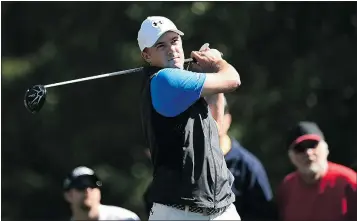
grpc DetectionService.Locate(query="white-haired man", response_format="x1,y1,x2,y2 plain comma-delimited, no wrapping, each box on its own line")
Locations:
277,122,357,221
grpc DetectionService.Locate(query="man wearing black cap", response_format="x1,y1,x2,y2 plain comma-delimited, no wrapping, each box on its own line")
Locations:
277,121,357,221
63,166,140,221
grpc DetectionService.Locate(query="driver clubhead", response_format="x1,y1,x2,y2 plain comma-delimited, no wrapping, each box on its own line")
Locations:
24,85,47,114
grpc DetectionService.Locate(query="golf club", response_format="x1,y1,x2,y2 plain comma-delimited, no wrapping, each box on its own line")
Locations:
24,58,196,114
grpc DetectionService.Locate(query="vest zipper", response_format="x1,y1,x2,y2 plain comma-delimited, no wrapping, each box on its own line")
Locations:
209,120,218,209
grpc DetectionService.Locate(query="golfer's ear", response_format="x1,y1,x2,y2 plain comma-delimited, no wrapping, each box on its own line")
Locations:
141,49,151,63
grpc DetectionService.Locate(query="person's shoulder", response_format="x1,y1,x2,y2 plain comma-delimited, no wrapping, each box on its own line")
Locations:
327,161,357,184
276,171,299,198
280,171,299,186
152,68,202,82
154,68,186,78
100,204,140,220
151,68,183,88
230,138,265,172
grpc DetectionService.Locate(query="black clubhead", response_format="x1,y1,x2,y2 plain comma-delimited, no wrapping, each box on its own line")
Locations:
24,85,47,114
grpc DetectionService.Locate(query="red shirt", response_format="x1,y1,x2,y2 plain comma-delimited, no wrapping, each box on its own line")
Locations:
277,162,357,221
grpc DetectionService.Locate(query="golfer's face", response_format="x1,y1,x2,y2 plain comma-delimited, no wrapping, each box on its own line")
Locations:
148,31,185,69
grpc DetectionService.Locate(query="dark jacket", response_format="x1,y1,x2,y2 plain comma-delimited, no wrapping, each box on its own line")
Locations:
225,138,278,220
140,66,235,209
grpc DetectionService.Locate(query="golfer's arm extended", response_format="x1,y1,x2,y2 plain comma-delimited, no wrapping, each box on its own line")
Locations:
206,93,225,135
201,60,240,97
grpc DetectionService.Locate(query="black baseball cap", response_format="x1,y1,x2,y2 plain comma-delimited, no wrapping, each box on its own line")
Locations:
286,121,325,151
63,166,102,191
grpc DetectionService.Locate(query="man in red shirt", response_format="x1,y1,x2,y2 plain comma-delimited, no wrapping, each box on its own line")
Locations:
277,121,357,221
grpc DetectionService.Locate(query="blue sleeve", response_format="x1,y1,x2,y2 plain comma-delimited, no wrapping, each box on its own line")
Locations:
243,156,275,219
150,68,206,117
249,163,274,202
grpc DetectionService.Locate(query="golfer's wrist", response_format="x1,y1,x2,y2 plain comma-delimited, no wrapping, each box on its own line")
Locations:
214,60,229,72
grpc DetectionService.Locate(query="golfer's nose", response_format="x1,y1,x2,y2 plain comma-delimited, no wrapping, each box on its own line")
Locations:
168,43,176,53
167,50,174,58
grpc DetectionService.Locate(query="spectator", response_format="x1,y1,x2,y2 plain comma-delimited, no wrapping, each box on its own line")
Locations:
63,166,140,221
207,94,276,221
277,121,357,221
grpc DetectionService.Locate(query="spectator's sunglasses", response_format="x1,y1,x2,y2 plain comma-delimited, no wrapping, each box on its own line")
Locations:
292,139,319,153
70,175,102,191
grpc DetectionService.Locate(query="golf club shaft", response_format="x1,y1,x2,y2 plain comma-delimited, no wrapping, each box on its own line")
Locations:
44,58,194,88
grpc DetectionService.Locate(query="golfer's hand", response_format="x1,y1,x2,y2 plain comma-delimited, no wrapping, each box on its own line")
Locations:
188,43,211,72
191,47,224,73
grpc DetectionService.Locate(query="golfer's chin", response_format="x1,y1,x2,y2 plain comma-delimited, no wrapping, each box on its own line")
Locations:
167,58,184,69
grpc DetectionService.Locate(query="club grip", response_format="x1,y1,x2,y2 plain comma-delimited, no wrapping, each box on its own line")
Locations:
184,58,197,63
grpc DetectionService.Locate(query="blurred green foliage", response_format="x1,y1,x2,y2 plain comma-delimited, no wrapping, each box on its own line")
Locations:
2,2,357,221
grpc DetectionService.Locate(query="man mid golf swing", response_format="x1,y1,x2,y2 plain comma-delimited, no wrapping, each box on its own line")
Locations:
139,16,241,220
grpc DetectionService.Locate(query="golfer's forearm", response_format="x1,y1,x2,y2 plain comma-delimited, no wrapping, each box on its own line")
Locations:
216,60,241,87
206,93,225,135
201,60,241,96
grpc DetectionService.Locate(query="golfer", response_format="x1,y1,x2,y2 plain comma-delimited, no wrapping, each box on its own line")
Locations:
138,16,241,220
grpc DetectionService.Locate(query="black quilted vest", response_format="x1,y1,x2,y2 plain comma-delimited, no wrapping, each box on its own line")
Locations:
140,66,235,209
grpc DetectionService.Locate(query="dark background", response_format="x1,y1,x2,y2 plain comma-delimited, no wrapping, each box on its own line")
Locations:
2,2,357,220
